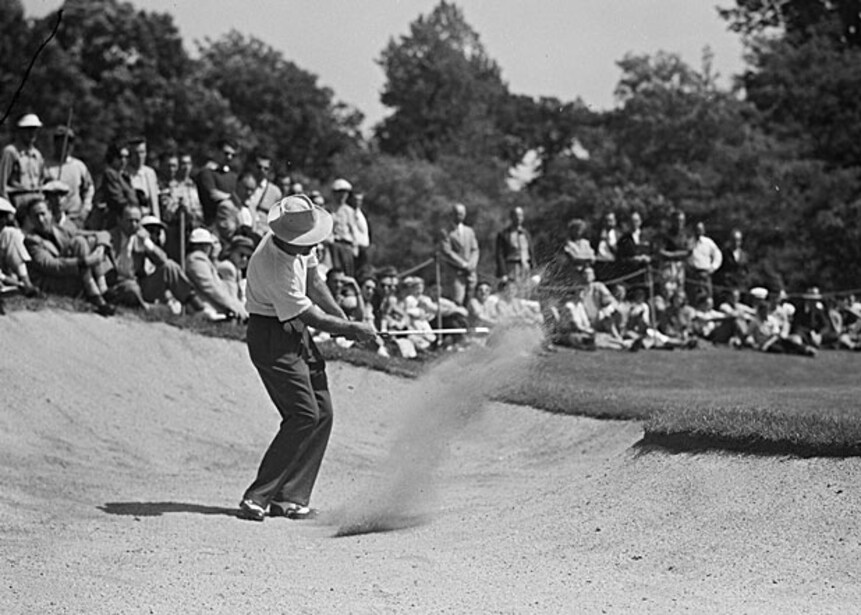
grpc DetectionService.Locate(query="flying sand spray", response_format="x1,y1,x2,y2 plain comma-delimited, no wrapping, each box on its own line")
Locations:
331,325,543,536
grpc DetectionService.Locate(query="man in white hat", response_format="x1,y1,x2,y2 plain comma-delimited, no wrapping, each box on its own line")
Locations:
238,194,376,521
0,113,45,211
41,179,75,233
184,227,248,321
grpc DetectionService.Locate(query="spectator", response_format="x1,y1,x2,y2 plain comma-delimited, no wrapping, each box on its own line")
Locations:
93,143,138,230
159,151,203,261
0,196,37,296
216,234,256,306
195,138,240,228
350,191,371,273
493,279,542,326
127,136,160,218
375,265,406,333
495,205,534,291
241,152,282,235
330,178,357,277
427,282,470,346
562,218,595,266
656,209,690,297
185,228,248,321
616,211,651,263
23,199,115,316
0,113,45,212
439,202,479,305
140,215,168,254
325,267,364,322
108,204,205,312
581,265,618,332
748,295,816,357
43,126,94,230
686,221,722,303
468,280,499,328
357,273,378,327
400,276,436,351
595,211,619,261
716,228,750,291
41,180,76,233
556,286,631,351
717,288,757,345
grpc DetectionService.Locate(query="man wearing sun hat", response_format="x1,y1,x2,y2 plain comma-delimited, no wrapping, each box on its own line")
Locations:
184,227,248,321
0,113,45,212
44,125,94,230
238,194,377,522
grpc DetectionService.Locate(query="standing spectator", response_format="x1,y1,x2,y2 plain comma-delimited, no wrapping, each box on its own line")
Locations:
127,136,160,218
184,228,248,321
247,153,282,234
351,191,371,273
616,210,652,263
686,221,722,303
93,143,138,230
195,139,240,227
330,178,357,277
23,199,115,315
595,211,619,261
439,202,479,305
0,113,45,212
43,126,94,230
716,228,750,291
107,204,204,311
495,205,534,288
0,196,37,295
656,209,690,297
159,151,203,261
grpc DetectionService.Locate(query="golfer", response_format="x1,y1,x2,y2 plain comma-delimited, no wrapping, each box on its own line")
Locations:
238,194,376,521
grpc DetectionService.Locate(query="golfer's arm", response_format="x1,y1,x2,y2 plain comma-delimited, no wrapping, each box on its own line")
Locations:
298,305,356,337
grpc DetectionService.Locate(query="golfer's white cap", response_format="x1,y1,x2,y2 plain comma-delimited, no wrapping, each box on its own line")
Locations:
17,113,43,128
331,178,352,192
189,228,216,244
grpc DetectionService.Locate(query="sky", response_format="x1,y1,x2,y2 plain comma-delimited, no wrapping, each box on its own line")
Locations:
22,0,747,130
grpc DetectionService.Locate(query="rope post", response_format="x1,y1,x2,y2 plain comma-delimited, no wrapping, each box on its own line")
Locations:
178,205,186,316
435,251,444,346
646,263,655,327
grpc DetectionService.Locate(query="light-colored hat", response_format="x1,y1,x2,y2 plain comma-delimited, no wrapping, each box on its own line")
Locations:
802,287,823,301
331,178,352,192
17,113,42,128
749,287,769,301
268,194,333,246
141,215,166,228
0,197,15,214
42,180,70,194
189,228,216,244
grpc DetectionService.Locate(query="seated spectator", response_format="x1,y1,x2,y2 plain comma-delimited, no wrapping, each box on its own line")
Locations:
185,228,248,322
399,276,436,351
23,199,115,316
325,268,364,322
610,284,631,334
0,196,37,296
217,234,256,305
427,282,470,342
468,281,499,328
107,204,205,312
581,265,618,333
748,296,816,357
554,287,632,351
42,180,76,233
141,215,168,251
494,279,542,326
657,289,697,348
357,273,378,327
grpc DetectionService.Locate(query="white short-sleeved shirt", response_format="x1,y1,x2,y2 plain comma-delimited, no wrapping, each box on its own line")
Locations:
245,233,318,321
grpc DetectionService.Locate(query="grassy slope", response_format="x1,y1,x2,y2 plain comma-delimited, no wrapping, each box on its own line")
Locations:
7,294,861,456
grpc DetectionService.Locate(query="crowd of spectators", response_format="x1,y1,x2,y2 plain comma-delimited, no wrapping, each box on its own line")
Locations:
2,112,859,360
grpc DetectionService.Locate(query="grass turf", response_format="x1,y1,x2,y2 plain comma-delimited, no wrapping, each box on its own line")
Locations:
6,293,861,456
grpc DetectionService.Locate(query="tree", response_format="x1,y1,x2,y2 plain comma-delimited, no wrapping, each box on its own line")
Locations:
375,1,509,162
196,31,363,178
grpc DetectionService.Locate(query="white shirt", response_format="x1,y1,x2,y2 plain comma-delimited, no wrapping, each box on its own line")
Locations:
688,235,723,273
245,233,318,321
354,208,370,249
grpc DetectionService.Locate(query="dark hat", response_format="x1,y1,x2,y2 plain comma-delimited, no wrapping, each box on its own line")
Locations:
226,235,256,254
54,125,76,140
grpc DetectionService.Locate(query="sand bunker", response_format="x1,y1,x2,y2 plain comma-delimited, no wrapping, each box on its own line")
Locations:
2,310,861,614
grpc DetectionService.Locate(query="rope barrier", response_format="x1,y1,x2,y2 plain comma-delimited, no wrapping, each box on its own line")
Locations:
396,258,435,279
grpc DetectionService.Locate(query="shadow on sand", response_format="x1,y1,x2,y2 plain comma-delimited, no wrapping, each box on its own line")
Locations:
98,502,239,518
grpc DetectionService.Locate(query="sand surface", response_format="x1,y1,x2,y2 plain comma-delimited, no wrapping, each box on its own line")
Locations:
2,310,861,614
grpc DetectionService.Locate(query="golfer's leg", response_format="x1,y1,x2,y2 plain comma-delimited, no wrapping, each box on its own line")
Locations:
243,359,321,507
276,367,333,507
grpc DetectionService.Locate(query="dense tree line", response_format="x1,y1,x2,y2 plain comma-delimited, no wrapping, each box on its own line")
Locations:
1,0,859,290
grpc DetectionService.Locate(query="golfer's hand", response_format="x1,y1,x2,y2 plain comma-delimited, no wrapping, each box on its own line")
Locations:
347,322,377,344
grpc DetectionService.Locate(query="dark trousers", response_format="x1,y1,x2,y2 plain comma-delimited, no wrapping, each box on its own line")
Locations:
244,314,332,508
